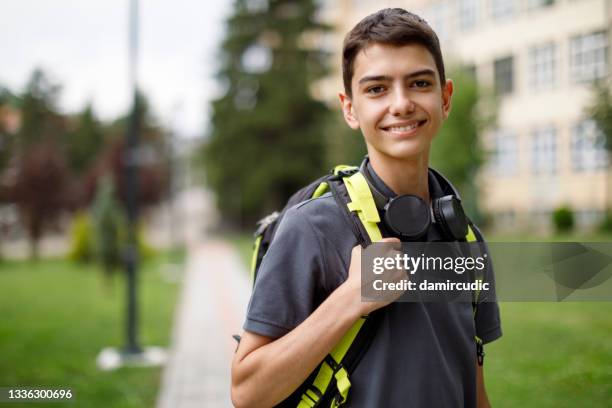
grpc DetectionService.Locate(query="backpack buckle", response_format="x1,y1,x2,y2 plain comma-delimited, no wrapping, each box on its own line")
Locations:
335,168,359,178
254,211,279,237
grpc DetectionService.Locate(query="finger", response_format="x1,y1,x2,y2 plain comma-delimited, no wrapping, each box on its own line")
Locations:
380,237,401,251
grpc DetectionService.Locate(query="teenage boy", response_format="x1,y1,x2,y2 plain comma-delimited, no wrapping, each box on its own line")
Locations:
231,8,502,408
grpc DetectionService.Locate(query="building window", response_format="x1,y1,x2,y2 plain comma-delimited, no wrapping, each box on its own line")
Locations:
458,0,478,31
494,56,514,95
527,0,554,10
494,210,516,230
575,209,604,229
570,31,608,83
425,2,450,41
571,119,608,171
529,42,556,90
491,0,515,20
530,208,551,228
490,129,518,176
531,126,557,175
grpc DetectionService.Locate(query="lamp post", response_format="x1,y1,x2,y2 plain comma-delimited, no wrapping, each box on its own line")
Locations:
124,0,141,355
96,0,166,370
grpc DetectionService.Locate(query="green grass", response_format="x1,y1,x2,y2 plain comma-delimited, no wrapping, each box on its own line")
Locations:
0,253,182,408
485,231,612,242
486,302,612,407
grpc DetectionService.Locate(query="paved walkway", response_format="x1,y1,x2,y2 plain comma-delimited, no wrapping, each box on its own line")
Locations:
156,235,251,408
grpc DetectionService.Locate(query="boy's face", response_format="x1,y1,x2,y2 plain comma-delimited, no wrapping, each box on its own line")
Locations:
339,42,453,163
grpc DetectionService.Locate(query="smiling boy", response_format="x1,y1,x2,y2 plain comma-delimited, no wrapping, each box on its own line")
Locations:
231,8,501,407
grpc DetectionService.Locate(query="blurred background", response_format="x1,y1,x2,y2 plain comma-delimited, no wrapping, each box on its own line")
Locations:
1,0,611,407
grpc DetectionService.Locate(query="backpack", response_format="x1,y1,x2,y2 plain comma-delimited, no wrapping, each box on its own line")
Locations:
240,165,485,407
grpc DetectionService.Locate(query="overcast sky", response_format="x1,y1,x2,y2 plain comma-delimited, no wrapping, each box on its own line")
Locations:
0,0,233,138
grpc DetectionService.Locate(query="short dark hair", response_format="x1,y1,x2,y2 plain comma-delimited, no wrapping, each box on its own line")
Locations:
342,8,445,98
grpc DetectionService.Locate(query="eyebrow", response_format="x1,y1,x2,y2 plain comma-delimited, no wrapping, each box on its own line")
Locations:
357,69,437,85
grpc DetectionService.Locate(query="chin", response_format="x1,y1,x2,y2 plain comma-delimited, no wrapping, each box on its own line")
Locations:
380,141,429,161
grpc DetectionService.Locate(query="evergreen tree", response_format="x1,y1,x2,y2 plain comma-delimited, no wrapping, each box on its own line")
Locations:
66,104,104,173
203,0,331,227
15,69,66,149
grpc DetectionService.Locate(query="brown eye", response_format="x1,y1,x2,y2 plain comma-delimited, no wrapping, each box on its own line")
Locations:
366,85,386,94
413,80,431,88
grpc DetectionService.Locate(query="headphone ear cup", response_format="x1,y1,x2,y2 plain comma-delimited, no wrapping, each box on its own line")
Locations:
432,195,468,241
384,195,431,240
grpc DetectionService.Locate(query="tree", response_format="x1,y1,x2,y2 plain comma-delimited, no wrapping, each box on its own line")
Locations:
323,109,366,170
10,142,69,259
203,0,331,228
65,104,104,173
587,79,612,148
585,79,612,212
5,70,70,258
83,92,168,214
91,175,125,284
429,68,495,224
14,69,65,149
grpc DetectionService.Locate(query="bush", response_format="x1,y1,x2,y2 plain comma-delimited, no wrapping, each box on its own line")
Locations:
552,206,574,232
67,212,93,262
598,212,612,232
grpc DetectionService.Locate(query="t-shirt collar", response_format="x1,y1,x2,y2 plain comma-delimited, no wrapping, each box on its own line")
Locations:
361,157,445,202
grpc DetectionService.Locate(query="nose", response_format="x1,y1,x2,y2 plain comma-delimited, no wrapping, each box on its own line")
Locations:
389,86,415,116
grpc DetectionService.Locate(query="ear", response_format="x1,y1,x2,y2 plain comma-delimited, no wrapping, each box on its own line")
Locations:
338,92,360,130
441,79,454,120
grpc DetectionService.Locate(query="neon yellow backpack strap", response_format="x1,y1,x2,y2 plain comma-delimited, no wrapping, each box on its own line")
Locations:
297,317,366,407
343,172,383,242
466,224,481,311
466,223,486,362
250,235,263,283
298,171,385,407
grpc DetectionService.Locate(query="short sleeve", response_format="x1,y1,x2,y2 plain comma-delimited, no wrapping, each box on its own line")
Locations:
472,226,503,345
243,206,326,339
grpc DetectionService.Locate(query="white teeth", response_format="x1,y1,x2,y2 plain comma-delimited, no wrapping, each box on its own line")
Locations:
388,123,419,132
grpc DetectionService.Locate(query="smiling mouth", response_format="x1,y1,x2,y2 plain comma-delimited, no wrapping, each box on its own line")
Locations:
382,120,427,134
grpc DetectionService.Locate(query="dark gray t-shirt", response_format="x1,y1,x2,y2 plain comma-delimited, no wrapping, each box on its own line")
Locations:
244,168,502,407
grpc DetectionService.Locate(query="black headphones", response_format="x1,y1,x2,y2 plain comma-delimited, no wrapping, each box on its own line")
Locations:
360,159,468,241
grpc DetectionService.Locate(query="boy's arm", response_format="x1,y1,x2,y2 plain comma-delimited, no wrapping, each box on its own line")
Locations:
476,363,492,408
231,281,362,408
231,241,401,408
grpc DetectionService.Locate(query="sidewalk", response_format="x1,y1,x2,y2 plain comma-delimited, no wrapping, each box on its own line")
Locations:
156,237,251,408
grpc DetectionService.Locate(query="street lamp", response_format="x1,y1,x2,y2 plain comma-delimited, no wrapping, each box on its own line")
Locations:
96,0,166,370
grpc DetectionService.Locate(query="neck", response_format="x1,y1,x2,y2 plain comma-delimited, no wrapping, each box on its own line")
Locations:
368,152,430,202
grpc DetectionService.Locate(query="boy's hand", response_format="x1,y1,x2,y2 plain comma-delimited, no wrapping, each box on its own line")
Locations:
343,237,405,316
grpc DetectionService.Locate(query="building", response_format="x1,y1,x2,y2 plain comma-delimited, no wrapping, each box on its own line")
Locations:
318,0,611,231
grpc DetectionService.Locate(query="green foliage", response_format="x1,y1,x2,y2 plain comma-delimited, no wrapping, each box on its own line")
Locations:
586,79,612,152
203,0,331,227
91,177,125,277
324,109,366,169
67,212,93,262
552,206,575,232
598,212,612,232
15,69,65,148
66,104,104,173
430,67,496,224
